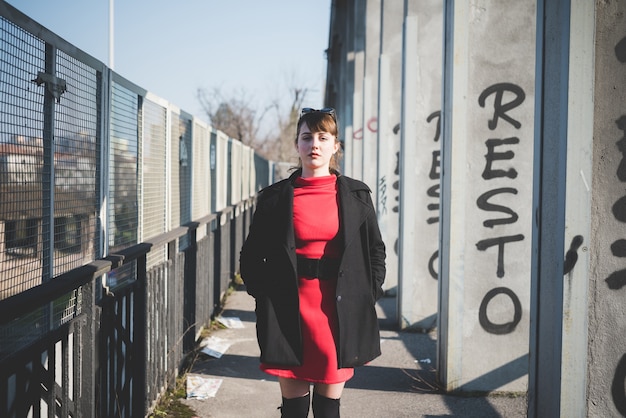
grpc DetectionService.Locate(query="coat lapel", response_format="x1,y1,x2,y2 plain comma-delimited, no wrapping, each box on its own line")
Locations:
280,173,297,274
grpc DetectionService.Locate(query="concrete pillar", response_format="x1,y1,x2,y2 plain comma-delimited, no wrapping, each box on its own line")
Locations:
586,1,626,416
554,1,594,415
340,0,356,177
352,50,364,179
439,0,536,393
361,0,381,203
398,2,443,330
376,0,404,295
350,1,366,180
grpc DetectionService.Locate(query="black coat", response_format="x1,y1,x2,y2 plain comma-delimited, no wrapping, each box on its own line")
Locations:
239,170,386,368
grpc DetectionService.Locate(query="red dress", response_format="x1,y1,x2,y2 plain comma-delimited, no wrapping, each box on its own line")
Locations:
261,174,354,384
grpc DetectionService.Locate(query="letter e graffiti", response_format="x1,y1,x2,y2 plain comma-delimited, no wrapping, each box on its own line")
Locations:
483,137,520,180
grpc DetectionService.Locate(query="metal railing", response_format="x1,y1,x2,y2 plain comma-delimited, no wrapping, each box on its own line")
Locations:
0,3,267,417
1,203,254,416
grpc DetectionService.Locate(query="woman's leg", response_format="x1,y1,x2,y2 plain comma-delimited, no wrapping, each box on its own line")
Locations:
278,377,311,418
312,382,344,399
311,383,344,418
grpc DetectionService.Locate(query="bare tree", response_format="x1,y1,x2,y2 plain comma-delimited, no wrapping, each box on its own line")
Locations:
197,77,314,164
196,87,267,147
262,86,309,163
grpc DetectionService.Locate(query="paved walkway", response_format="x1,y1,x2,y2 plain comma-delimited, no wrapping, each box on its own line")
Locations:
181,287,528,417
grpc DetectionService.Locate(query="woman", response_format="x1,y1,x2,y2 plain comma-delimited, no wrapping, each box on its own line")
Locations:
239,107,386,418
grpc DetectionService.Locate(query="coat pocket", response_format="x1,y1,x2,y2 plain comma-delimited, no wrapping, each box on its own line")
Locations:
254,295,302,366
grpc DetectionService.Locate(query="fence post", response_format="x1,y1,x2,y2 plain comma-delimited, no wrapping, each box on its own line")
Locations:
213,213,223,313
183,228,197,352
134,254,148,416
42,42,56,283
81,281,97,418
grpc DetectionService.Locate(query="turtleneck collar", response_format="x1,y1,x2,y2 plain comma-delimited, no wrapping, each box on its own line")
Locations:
295,174,337,187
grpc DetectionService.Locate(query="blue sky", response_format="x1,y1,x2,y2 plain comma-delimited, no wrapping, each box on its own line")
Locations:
6,0,331,127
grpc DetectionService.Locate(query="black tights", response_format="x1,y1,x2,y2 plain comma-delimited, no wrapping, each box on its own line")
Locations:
312,392,340,418
280,393,309,418
280,392,340,418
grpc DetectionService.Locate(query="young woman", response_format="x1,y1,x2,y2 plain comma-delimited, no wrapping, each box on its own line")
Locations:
239,108,386,418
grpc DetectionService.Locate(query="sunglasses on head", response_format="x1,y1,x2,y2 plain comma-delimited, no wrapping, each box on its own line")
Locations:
300,107,336,121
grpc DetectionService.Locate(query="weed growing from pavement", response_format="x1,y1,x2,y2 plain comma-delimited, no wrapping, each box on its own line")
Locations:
149,375,196,418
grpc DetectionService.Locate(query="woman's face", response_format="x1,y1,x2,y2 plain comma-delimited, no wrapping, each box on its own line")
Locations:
296,122,340,177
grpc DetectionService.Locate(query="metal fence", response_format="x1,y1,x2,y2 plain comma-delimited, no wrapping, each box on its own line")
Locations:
0,3,271,417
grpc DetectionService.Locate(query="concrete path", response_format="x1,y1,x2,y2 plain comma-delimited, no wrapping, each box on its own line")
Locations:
181,287,528,417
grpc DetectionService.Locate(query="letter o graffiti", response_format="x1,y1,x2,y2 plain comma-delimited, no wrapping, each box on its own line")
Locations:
367,117,378,133
611,353,626,416
479,287,522,335
428,250,438,280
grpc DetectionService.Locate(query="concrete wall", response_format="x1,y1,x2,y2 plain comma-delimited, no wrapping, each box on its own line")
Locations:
588,1,626,416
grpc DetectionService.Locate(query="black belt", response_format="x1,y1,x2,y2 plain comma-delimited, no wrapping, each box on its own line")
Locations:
297,256,340,280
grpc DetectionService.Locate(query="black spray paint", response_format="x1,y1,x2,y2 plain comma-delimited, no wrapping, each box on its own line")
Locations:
475,83,526,334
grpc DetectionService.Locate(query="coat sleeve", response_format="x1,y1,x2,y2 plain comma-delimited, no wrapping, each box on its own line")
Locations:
239,198,270,298
362,190,386,301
